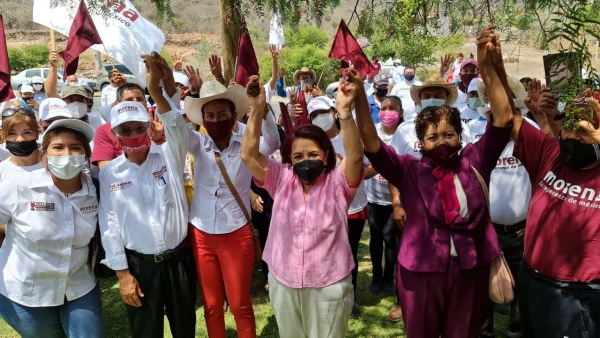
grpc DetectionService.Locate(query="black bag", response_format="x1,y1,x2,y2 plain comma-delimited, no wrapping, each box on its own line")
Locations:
89,177,116,278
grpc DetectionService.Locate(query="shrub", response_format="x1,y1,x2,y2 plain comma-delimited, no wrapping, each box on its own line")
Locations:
8,44,50,73
285,26,329,49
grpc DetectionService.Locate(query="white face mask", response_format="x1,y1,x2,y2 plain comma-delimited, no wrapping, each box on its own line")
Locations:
312,112,335,131
67,82,79,86
421,98,446,109
67,101,88,118
47,155,86,180
32,84,43,91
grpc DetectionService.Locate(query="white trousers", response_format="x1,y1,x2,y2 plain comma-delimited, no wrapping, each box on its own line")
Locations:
268,273,354,338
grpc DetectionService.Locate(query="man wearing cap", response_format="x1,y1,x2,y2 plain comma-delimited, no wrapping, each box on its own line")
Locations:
459,78,485,124
38,98,74,132
440,53,479,109
391,59,405,86
10,85,39,110
367,75,389,123
276,66,316,98
98,55,196,338
101,69,127,106
182,76,280,336
390,66,422,117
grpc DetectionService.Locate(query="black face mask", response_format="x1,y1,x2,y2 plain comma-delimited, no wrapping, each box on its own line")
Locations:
559,137,600,169
293,159,325,183
404,74,415,81
5,140,39,157
376,88,388,98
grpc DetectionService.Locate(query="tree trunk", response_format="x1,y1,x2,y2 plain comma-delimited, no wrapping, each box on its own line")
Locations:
219,0,241,82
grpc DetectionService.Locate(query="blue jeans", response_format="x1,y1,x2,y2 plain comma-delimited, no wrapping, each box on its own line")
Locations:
0,283,105,338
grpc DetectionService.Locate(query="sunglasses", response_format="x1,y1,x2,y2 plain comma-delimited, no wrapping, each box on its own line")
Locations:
2,108,37,119
117,125,150,137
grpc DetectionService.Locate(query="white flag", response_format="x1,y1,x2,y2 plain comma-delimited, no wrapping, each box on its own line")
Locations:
269,10,284,49
33,0,165,87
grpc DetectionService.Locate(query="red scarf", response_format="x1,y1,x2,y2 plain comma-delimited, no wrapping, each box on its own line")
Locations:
431,166,460,227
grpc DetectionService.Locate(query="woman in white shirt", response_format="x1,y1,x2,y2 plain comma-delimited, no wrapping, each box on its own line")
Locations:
0,119,105,338
0,108,44,180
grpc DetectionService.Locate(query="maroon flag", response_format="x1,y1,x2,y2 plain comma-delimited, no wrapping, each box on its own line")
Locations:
235,18,259,88
0,14,15,103
329,20,375,78
279,102,294,136
58,0,103,78
294,90,310,128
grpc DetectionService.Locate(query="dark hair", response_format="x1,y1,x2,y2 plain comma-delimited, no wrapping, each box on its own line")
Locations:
384,95,403,111
201,99,236,116
373,54,379,59
403,66,415,74
116,83,145,102
415,105,463,142
519,77,532,84
281,124,337,172
41,127,92,162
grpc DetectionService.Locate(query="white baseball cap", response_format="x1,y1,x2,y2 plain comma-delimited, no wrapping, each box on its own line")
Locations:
110,102,149,128
307,96,334,116
43,118,95,143
173,71,191,88
20,85,34,94
468,78,480,93
39,98,72,121
30,76,43,84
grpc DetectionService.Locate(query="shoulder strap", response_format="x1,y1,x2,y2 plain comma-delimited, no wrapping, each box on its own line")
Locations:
470,165,489,210
91,176,100,201
215,152,252,224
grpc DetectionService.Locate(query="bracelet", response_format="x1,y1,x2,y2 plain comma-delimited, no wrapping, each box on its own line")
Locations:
338,114,353,121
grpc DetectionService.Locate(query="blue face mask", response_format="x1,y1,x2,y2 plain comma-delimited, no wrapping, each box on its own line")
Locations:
421,98,446,109
468,97,484,109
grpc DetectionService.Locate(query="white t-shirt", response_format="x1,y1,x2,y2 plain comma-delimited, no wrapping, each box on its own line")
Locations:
453,88,468,110
467,116,539,225
389,120,472,159
390,80,421,117
101,85,118,106
0,159,43,182
459,105,481,124
329,133,368,214
365,123,394,205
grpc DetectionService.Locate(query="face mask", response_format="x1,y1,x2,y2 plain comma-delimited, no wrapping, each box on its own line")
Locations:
460,74,477,86
311,113,334,131
421,98,446,109
376,88,388,97
378,110,400,128
6,140,38,157
186,122,195,130
404,74,415,82
119,133,151,155
468,97,484,109
32,84,43,91
204,116,236,142
293,159,325,183
67,101,87,118
422,143,461,167
559,137,600,169
47,155,86,180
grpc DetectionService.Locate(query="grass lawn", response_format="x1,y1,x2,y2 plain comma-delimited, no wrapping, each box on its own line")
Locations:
0,226,510,337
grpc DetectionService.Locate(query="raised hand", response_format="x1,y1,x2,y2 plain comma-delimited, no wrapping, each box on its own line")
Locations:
183,65,202,94
141,53,163,88
269,44,279,61
49,50,60,68
209,54,223,79
336,68,361,111
579,97,600,143
289,86,298,105
246,75,266,111
439,54,454,76
171,52,183,72
279,67,286,78
538,87,559,115
311,85,324,97
524,78,543,114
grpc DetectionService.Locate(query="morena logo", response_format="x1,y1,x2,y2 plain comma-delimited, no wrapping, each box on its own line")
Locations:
100,0,139,25
542,171,600,202
117,105,138,114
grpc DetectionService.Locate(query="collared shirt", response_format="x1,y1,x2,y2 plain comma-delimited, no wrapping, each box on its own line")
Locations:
0,170,97,306
101,85,118,106
257,159,361,288
188,113,280,234
367,94,382,123
99,110,189,270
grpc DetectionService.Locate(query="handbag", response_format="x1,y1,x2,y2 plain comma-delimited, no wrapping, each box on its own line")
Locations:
215,153,263,262
90,177,116,278
471,166,515,304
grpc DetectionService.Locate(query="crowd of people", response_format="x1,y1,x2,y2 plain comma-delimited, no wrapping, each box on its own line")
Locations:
0,24,599,338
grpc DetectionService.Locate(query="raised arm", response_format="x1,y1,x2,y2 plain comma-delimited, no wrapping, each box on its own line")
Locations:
268,45,279,92
45,51,61,98
276,67,288,97
354,73,381,154
209,55,226,86
241,76,269,184
337,69,364,187
142,53,171,115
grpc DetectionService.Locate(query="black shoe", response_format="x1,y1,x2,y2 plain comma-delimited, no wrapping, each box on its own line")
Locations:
383,282,396,295
350,302,361,319
370,279,383,294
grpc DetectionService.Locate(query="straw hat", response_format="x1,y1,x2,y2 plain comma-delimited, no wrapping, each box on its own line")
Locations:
183,81,248,126
293,67,316,85
410,73,458,107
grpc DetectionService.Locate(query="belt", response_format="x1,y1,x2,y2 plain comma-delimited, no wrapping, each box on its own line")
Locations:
125,240,190,263
493,220,526,233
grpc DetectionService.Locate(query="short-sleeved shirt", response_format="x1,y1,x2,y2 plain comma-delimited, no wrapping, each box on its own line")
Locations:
514,120,600,282
91,123,121,166
256,159,362,288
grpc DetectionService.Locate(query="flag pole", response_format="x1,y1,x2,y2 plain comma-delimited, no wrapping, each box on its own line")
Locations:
233,55,238,83
50,29,56,51
317,64,327,87
101,43,115,69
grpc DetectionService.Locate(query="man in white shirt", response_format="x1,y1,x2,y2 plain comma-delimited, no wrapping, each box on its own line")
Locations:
100,69,126,106
99,55,196,337
451,53,464,84
459,78,485,124
391,59,405,86
390,66,422,117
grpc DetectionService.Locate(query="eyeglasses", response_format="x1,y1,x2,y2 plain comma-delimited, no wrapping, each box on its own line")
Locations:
2,108,37,119
117,125,150,137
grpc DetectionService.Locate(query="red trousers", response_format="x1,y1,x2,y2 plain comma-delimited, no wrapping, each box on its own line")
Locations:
189,224,256,338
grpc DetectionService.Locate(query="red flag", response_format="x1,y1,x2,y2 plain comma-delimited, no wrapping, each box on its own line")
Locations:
235,18,259,88
278,102,294,136
294,90,310,128
58,0,103,78
0,14,15,103
329,20,375,78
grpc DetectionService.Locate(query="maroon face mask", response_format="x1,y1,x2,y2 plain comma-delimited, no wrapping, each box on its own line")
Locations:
204,116,236,142
422,143,461,167
460,73,477,87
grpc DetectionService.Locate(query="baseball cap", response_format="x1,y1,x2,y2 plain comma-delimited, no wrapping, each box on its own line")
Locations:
20,85,34,94
43,118,95,143
173,71,191,88
468,78,480,92
30,76,43,84
373,74,389,86
307,96,334,116
80,84,93,95
61,85,88,99
110,102,149,128
39,98,72,121
460,59,479,70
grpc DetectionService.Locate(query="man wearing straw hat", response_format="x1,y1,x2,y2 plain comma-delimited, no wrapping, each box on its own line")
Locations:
275,66,316,98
